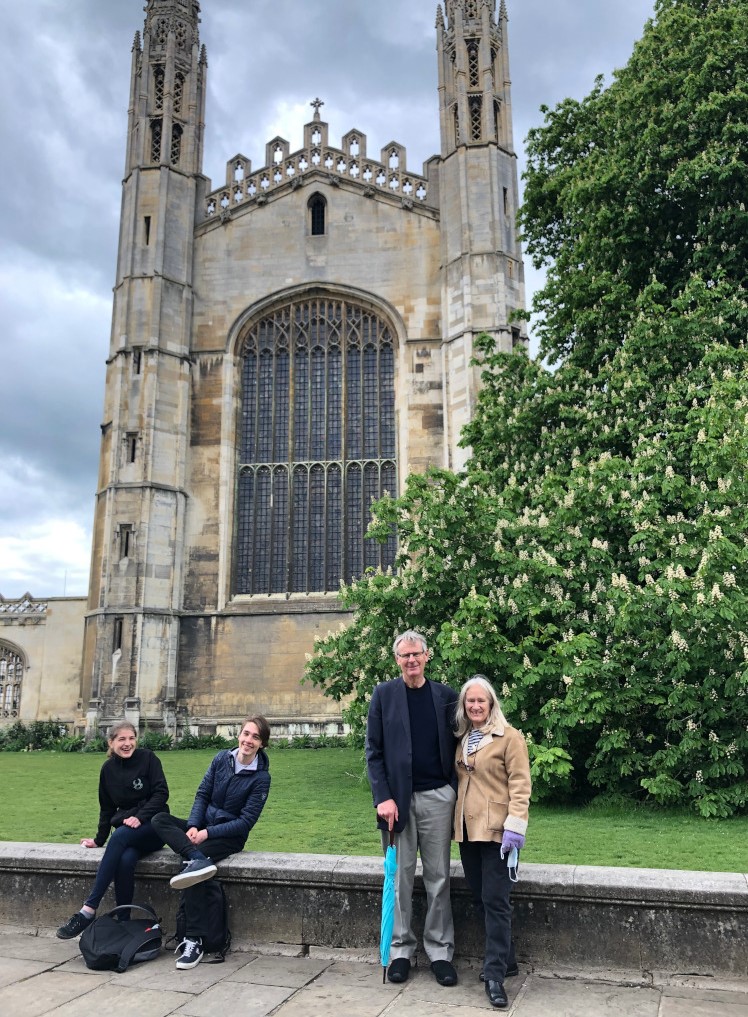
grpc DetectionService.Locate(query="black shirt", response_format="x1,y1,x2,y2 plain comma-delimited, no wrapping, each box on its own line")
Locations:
406,681,447,792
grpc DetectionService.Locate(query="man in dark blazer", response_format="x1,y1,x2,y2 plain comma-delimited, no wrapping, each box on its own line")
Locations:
366,629,459,987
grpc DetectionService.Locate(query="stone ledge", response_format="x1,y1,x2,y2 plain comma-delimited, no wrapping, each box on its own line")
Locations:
0,843,745,977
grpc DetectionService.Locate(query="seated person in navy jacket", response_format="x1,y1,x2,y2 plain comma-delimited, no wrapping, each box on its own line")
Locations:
152,714,270,969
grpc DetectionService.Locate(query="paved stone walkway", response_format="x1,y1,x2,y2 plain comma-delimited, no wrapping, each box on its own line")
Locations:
1,927,747,1016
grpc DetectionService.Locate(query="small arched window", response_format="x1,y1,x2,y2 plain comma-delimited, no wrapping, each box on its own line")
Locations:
150,119,162,163
0,644,23,718
170,123,182,166
153,66,165,111
173,72,185,115
309,193,326,236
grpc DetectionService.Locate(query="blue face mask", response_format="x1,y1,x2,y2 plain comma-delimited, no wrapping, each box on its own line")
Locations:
500,844,519,883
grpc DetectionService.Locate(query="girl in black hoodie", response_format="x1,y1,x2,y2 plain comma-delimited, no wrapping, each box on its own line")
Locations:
56,721,169,939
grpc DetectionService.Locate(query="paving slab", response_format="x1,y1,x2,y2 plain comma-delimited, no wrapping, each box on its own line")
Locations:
314,958,403,990
380,996,494,1017
660,993,748,1017
110,949,249,992
0,928,747,1017
0,956,53,988
0,933,80,964
174,979,296,1017
40,981,189,1017
228,954,332,987
270,982,394,1017
0,970,100,1017
511,976,662,1016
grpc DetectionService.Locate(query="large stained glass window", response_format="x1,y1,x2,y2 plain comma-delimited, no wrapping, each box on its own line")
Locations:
235,296,397,595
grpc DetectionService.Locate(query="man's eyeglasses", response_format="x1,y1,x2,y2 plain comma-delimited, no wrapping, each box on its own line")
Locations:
457,759,475,772
397,652,424,660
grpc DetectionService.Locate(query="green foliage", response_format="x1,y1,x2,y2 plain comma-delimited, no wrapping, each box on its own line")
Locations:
82,736,108,753
520,0,748,368
273,734,351,750
0,720,68,751
304,0,748,817
138,730,174,752
56,736,86,753
175,732,234,750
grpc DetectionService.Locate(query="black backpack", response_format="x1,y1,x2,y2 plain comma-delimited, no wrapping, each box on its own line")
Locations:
172,879,231,961
79,903,163,972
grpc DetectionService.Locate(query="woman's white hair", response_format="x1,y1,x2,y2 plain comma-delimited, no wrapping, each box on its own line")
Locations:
454,674,509,739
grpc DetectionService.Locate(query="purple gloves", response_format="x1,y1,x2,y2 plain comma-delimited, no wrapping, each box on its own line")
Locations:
501,830,525,853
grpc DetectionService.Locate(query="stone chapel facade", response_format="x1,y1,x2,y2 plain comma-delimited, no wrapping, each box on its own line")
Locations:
53,0,526,738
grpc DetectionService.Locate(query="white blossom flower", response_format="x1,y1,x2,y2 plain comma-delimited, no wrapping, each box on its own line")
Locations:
671,630,689,652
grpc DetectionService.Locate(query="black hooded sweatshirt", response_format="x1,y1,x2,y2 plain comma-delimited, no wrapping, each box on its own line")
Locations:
94,747,169,846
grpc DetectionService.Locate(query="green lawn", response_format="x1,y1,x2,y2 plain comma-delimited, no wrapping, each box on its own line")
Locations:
1,749,746,872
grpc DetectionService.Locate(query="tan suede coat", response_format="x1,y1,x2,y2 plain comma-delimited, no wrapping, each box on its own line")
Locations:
453,725,531,842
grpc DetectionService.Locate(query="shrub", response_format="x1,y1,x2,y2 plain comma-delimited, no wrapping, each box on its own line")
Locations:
138,730,174,752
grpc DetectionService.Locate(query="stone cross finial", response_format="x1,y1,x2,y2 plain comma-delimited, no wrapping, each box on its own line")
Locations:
310,97,324,121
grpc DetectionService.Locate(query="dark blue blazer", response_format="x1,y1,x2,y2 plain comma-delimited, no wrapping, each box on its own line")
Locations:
365,676,458,833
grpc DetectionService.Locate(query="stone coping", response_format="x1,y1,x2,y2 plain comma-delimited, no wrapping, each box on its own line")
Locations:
1,842,745,906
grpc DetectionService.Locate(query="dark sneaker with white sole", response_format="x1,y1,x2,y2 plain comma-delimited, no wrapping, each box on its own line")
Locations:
175,937,203,969
169,858,218,889
56,911,94,940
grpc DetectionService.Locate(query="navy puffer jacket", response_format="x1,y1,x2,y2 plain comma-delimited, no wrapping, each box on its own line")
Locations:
187,749,270,846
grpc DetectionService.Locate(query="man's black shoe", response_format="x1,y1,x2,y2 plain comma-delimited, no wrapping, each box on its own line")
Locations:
481,963,519,980
431,959,458,986
387,957,411,983
485,979,509,1008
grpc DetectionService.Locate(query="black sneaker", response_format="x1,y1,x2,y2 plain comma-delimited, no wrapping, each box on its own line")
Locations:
56,911,94,940
175,937,203,970
169,858,218,889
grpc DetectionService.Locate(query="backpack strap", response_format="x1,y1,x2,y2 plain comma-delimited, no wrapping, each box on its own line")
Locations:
105,903,160,923
116,925,162,973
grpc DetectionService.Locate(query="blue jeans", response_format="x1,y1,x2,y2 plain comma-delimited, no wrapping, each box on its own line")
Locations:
84,822,164,910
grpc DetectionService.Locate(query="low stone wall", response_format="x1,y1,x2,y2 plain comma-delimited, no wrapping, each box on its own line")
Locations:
0,843,745,976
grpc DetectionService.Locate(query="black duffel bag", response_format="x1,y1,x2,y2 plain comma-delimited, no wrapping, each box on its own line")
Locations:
79,903,163,972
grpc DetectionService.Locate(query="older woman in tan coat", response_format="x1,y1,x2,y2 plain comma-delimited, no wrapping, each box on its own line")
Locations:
453,675,531,1010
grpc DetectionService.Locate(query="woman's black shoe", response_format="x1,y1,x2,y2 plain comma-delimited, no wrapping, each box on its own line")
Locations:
485,979,509,1008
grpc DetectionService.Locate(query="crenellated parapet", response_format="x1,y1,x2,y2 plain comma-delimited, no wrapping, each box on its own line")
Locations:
203,103,435,221
0,594,47,615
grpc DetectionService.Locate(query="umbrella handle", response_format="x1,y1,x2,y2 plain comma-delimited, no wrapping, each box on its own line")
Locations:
389,830,395,849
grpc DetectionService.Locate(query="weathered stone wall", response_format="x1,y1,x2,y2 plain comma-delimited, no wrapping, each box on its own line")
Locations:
177,608,352,727
0,598,86,727
2,844,745,976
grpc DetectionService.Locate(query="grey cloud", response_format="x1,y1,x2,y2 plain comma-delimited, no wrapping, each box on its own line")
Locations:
0,0,656,597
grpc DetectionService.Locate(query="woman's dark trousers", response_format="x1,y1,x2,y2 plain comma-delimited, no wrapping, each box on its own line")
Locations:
84,822,164,909
458,838,514,982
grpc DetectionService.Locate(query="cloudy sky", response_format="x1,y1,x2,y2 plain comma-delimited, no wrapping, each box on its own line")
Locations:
0,0,656,600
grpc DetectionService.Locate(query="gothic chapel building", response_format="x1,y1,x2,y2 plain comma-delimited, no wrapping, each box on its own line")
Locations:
74,0,527,737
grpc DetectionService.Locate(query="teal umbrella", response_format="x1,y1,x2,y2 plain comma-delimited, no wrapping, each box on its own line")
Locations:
379,830,397,982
